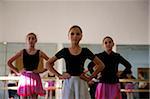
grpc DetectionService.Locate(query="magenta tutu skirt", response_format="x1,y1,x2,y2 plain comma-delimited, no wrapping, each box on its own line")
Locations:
125,83,134,90
17,71,45,96
95,83,122,99
45,81,55,87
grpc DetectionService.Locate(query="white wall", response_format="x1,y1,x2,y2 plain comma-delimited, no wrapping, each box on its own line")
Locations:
148,0,150,69
149,0,150,43
0,1,3,41
2,0,149,44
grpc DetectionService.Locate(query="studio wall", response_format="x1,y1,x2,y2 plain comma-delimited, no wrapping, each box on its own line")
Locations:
1,0,149,44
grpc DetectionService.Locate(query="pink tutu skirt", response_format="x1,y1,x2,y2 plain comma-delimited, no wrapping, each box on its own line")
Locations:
95,83,122,99
48,81,55,87
44,81,55,89
17,71,45,96
125,83,134,92
125,83,134,90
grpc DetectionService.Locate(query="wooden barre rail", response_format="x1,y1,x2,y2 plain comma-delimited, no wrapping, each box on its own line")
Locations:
0,76,149,92
119,79,150,83
121,89,149,92
0,76,19,80
0,76,150,92
0,76,149,82
0,86,62,90
0,76,56,81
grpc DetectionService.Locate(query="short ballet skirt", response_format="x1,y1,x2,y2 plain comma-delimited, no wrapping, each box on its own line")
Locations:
44,81,55,88
95,83,122,99
125,83,134,89
17,71,45,96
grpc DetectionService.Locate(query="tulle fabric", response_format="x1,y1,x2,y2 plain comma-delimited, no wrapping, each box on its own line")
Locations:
125,83,134,90
17,71,45,96
95,83,122,99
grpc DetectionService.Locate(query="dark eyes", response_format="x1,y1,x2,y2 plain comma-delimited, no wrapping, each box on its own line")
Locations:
104,41,112,44
70,32,80,36
28,37,35,40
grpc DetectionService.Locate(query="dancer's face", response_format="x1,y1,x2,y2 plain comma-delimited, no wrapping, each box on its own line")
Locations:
103,38,114,52
26,34,37,48
68,27,82,45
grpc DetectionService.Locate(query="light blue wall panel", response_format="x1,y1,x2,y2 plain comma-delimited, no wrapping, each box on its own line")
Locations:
117,45,149,78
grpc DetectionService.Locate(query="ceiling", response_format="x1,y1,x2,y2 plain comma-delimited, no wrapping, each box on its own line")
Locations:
1,0,147,1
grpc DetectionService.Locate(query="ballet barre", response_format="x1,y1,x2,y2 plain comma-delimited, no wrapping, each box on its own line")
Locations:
0,76,55,81
0,86,62,90
121,89,149,92
0,76,149,83
0,76,149,92
119,79,149,83
0,76,20,80
0,76,60,91
0,76,149,81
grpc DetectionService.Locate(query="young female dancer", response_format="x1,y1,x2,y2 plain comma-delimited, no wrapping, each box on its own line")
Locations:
96,36,132,99
46,25,105,99
7,33,49,99
89,36,132,99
